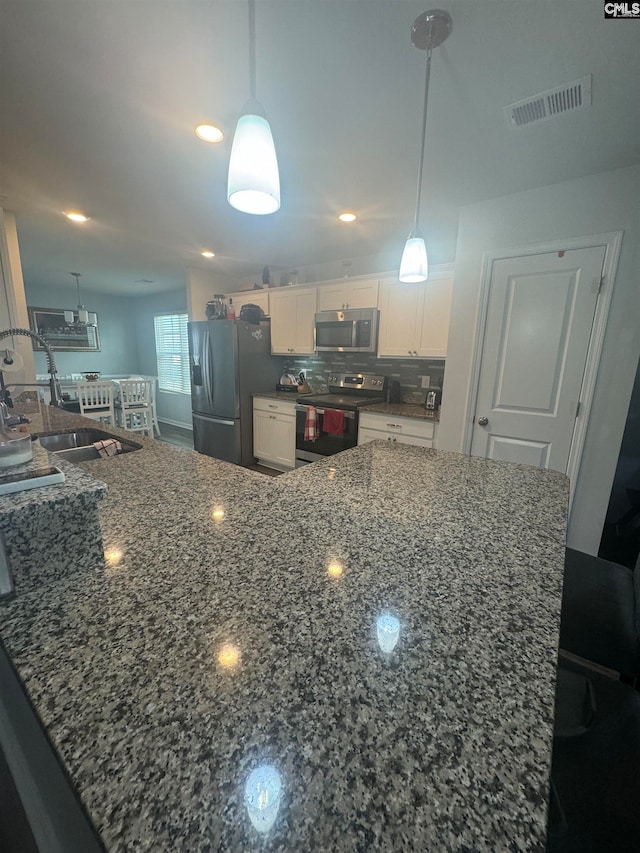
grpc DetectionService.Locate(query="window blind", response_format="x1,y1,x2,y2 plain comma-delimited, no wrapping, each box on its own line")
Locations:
153,313,190,394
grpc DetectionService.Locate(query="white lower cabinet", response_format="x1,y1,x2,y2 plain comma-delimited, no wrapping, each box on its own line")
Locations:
253,397,297,470
358,412,436,448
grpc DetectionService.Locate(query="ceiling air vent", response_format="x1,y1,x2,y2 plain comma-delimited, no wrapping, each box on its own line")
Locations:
504,75,592,129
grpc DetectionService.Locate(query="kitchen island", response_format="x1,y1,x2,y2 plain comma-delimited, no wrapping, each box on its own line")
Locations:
0,401,568,851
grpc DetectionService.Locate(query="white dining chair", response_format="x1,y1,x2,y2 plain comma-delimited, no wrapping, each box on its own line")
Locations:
76,381,115,425
124,375,161,437
114,378,154,438
148,376,161,437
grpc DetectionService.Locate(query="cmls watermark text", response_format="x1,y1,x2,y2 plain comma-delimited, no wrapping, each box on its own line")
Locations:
604,2,640,16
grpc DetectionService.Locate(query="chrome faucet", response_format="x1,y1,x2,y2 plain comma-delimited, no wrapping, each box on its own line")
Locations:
0,400,30,430
0,328,66,408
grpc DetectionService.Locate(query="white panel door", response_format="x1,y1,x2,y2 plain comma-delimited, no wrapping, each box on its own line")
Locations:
470,246,606,472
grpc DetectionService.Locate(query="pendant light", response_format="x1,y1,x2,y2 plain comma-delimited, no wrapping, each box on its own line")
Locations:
227,0,280,215
64,272,97,327
399,10,452,283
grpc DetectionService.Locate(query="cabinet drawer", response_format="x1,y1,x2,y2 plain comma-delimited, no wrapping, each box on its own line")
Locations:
358,427,432,448
359,412,435,440
253,397,297,417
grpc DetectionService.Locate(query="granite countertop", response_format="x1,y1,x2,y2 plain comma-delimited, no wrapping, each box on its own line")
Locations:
0,402,568,851
360,401,439,420
254,393,438,420
253,390,306,402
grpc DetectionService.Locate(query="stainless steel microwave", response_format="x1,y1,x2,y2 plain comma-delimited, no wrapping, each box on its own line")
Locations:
314,308,379,353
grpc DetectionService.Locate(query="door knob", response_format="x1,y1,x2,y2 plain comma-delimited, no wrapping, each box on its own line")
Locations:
477,416,489,426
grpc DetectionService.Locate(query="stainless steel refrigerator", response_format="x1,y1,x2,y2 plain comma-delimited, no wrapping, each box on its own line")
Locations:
188,319,278,466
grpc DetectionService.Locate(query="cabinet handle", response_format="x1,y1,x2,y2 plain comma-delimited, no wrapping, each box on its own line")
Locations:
387,423,402,430
268,404,277,408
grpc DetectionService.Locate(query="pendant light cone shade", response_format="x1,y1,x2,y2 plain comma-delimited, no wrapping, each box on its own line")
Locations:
399,231,428,283
399,9,452,282
228,100,280,215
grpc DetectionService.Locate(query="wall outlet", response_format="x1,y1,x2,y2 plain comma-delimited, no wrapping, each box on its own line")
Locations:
421,375,431,389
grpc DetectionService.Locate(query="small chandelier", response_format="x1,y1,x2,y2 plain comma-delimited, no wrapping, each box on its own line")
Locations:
227,0,280,215
399,10,452,283
65,272,97,327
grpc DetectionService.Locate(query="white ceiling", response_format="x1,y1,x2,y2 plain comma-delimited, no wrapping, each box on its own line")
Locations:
1,0,639,297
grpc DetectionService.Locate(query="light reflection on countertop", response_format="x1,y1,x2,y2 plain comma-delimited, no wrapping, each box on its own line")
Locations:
217,642,241,669
376,612,400,653
211,504,226,522
244,764,282,834
326,558,344,578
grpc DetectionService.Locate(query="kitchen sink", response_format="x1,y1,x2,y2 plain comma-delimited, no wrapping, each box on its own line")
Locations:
35,428,142,462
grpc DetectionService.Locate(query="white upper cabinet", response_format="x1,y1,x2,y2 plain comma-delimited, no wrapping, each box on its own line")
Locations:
229,290,270,317
377,267,453,358
377,281,422,357
414,271,453,358
270,287,317,354
316,278,379,312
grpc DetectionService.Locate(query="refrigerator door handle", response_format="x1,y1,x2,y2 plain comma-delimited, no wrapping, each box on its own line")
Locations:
195,415,235,427
191,353,203,387
203,329,213,409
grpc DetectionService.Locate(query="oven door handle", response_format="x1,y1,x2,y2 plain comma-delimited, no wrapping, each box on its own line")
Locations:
295,405,355,420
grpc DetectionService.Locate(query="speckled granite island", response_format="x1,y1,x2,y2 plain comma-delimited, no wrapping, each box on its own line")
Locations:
0,402,568,852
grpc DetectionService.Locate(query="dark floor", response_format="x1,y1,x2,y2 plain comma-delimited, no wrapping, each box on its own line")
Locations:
247,463,283,477
156,422,193,450
599,520,640,570
547,659,640,853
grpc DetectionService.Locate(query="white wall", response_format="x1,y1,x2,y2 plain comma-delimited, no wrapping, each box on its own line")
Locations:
439,165,640,554
186,268,234,321
133,290,192,428
25,283,139,378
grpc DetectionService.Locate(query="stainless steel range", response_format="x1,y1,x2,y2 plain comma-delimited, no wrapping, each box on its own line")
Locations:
295,373,387,467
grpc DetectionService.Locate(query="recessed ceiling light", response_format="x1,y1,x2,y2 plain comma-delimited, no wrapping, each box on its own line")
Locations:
201,250,215,258
195,124,224,143
64,210,89,223
338,212,357,223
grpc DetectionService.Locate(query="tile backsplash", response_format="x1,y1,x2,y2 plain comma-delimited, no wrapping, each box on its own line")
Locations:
280,353,444,403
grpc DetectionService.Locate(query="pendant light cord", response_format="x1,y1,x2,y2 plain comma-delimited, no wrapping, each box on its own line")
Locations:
71,272,82,309
248,0,256,100
412,47,432,230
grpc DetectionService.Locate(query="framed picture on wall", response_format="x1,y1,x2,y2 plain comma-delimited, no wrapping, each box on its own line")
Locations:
27,307,101,352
